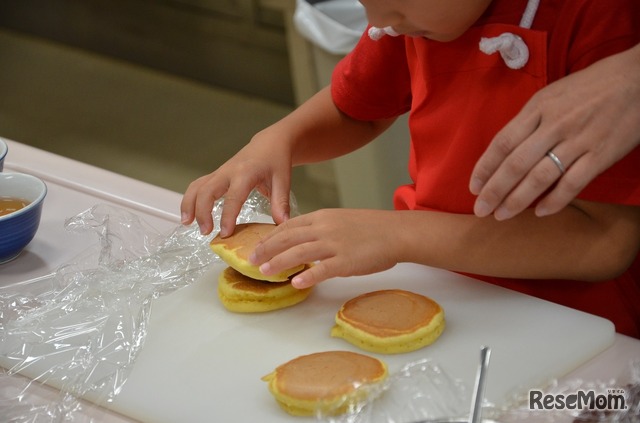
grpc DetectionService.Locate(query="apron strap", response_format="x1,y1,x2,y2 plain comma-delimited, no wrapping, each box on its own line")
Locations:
520,0,541,29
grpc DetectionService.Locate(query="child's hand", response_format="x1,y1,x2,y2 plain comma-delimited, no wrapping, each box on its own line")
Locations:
180,131,293,236
249,209,402,288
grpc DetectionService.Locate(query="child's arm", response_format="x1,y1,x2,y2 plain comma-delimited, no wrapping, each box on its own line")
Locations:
180,86,396,236
251,200,640,288
397,200,640,281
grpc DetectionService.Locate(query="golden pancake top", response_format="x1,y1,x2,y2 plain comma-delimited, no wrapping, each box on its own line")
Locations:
210,223,305,282
263,351,387,401
336,289,443,338
210,222,273,261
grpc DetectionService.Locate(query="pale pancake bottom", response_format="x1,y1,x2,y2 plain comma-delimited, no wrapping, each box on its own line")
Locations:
217,267,312,313
331,311,445,354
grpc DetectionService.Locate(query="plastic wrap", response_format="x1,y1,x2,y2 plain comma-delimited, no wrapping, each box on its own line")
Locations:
0,190,289,422
316,358,471,423
316,359,640,423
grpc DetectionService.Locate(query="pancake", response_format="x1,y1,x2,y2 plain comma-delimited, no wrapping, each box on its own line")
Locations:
217,266,313,313
262,350,388,416
331,289,445,354
210,223,305,282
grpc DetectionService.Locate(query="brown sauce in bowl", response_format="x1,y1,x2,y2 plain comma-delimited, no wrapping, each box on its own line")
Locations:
0,197,30,217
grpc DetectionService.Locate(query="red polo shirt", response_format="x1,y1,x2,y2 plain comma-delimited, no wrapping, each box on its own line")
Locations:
331,0,640,337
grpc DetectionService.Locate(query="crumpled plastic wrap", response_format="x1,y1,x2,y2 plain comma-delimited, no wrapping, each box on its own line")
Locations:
315,358,472,423
0,190,288,422
315,359,640,423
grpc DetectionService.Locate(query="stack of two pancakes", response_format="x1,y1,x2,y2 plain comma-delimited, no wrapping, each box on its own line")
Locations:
210,223,313,313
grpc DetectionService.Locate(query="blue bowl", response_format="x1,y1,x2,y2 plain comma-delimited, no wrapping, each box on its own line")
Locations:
0,139,7,172
0,172,47,264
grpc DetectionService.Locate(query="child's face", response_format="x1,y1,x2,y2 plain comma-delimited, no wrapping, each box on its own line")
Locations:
360,0,493,42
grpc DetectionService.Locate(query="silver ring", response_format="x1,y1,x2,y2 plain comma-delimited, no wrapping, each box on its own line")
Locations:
546,150,566,174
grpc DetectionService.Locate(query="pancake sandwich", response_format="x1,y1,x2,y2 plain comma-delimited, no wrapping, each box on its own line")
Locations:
262,350,388,416
331,289,445,354
210,222,305,282
218,266,313,312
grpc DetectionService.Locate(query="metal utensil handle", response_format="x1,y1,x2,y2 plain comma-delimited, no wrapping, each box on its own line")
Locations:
469,346,491,423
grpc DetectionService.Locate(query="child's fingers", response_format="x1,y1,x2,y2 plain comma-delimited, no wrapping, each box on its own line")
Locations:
193,177,230,235
270,171,292,225
218,180,257,238
291,259,337,289
180,178,203,225
182,174,223,233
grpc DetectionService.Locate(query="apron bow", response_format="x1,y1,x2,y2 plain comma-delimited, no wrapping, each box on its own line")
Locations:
479,33,529,70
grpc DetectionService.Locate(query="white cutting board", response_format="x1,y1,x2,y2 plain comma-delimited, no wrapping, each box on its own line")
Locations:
108,261,614,422
1,140,615,422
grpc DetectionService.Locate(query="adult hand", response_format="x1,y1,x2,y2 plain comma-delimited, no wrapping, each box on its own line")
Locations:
470,44,640,220
249,208,402,288
180,127,293,236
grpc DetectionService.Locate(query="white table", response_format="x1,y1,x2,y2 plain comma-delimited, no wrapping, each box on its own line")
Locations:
1,139,638,422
